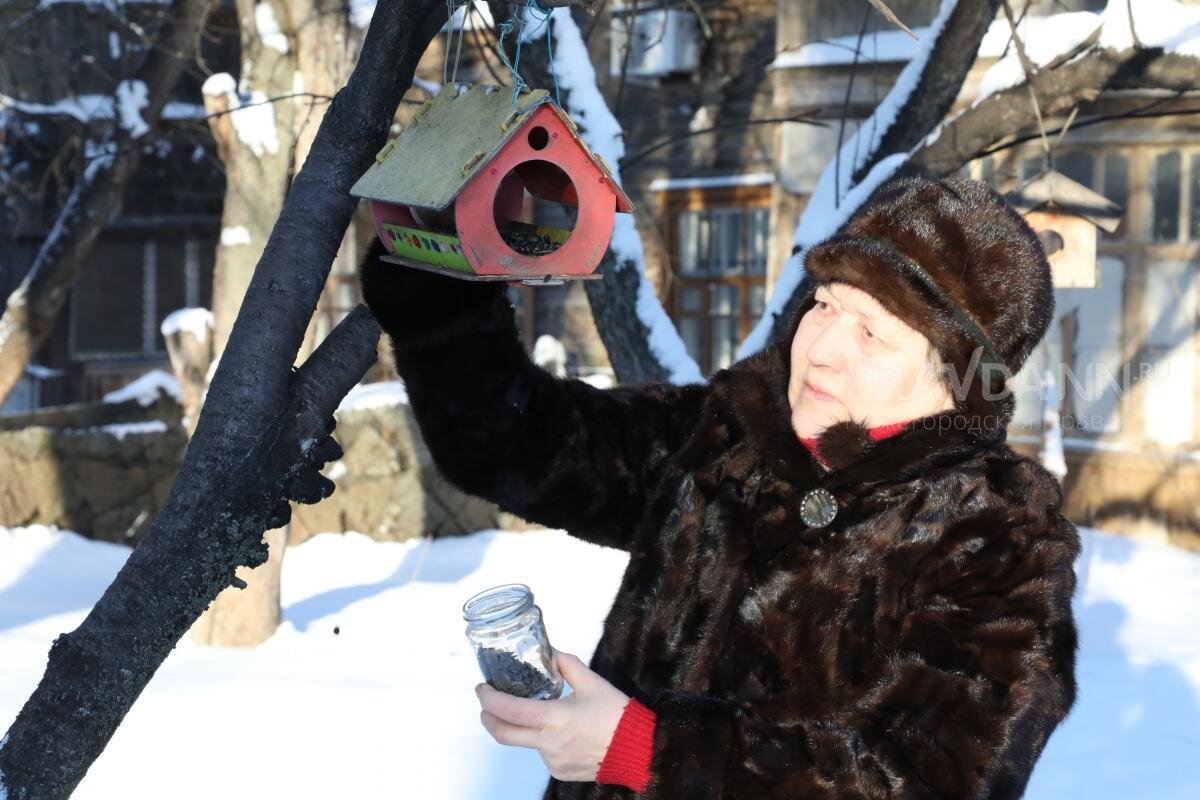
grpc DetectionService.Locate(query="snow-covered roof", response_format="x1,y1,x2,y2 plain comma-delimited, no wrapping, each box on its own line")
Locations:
648,173,775,192
771,2,1200,72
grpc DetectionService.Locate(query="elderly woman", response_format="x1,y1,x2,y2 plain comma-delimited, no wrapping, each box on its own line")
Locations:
358,175,1080,799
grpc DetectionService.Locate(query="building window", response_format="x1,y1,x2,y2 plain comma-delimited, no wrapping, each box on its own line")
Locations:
70,233,215,360
1142,261,1197,445
671,204,769,375
1101,153,1129,240
1013,257,1126,436
1139,149,1200,243
1151,150,1182,242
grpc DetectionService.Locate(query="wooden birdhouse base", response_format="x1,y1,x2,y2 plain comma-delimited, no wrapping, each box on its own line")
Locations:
379,255,603,287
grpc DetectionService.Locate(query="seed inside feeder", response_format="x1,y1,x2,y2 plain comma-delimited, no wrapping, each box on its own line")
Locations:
499,222,568,257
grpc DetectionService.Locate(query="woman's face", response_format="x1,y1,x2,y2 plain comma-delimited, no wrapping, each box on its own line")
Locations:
788,281,955,439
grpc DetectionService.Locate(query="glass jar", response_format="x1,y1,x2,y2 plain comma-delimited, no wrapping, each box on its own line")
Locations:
463,583,564,700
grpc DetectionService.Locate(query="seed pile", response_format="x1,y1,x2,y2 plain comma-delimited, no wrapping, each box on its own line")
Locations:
478,647,556,698
500,228,564,257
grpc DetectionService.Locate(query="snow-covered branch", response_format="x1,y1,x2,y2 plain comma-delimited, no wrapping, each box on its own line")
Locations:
740,0,988,357
542,7,704,385
741,0,1200,359
912,0,1200,175
0,0,217,406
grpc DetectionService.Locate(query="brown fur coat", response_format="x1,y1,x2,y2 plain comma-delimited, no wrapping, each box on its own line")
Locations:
359,241,1081,800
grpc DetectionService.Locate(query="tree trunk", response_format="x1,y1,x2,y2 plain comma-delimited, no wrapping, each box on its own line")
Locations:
188,527,287,645
190,0,302,648
759,0,1006,350
191,0,369,647
207,0,299,354
0,2,449,796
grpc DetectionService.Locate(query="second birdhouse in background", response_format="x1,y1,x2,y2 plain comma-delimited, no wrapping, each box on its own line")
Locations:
1006,169,1123,290
351,82,633,285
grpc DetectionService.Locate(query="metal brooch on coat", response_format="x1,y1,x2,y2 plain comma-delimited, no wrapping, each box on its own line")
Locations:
800,487,838,528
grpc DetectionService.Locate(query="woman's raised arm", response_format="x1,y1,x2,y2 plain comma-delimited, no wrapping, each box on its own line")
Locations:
358,240,708,551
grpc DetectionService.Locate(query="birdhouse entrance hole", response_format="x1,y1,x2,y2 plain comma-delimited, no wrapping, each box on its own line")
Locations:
528,125,550,151
493,159,580,258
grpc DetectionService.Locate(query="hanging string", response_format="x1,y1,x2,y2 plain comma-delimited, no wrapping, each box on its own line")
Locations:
442,1,473,87
1001,0,1053,174
498,0,561,108
497,11,530,105
451,5,467,84
443,0,455,87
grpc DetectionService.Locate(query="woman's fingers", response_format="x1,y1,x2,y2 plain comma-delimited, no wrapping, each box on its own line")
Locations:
552,650,591,690
480,709,540,749
476,683,550,728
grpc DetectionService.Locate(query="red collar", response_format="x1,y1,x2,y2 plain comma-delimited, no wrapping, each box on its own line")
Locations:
798,420,911,469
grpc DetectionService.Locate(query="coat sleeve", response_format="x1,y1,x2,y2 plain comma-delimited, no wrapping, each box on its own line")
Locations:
640,508,1081,800
358,241,707,551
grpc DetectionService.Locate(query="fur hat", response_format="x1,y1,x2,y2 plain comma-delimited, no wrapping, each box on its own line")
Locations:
786,174,1055,437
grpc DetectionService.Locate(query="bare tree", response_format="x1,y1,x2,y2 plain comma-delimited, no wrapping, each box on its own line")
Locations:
0,1,448,795
749,0,1200,353
0,0,218,405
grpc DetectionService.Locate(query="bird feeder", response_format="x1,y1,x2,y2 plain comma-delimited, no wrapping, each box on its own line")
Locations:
350,82,634,286
1006,169,1122,289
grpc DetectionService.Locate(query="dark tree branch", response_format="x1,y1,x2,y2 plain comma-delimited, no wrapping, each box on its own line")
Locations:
907,37,1156,177
977,101,1200,161
836,5,872,206
0,1,447,797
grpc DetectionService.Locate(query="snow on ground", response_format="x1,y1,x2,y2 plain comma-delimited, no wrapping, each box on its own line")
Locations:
1,524,1198,799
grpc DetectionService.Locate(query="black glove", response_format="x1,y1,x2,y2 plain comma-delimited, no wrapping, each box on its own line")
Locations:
357,237,511,347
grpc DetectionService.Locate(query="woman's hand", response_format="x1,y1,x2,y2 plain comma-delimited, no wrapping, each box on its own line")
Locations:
475,649,630,782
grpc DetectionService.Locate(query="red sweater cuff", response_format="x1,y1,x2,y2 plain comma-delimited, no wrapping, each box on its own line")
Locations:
595,698,656,794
